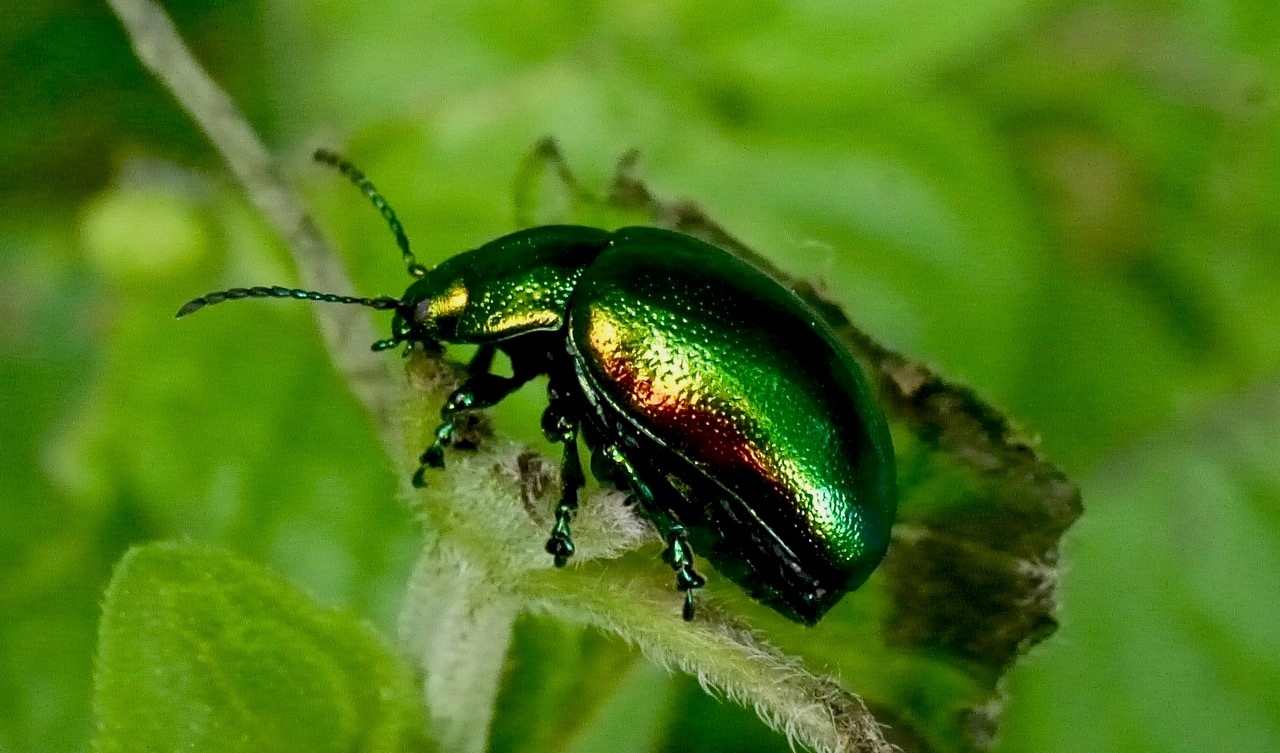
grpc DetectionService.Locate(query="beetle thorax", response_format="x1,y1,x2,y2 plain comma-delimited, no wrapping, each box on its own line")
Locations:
406,227,612,344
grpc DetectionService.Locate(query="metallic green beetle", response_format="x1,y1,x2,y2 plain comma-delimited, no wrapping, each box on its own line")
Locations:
180,151,896,624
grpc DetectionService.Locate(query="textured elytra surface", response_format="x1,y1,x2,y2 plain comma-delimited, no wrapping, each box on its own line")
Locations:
568,227,896,622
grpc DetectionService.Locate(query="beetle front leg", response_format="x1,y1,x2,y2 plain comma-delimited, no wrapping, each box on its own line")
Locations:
412,346,527,487
541,401,584,567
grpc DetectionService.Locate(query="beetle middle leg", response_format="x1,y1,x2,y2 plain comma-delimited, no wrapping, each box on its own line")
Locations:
413,344,536,487
541,383,585,567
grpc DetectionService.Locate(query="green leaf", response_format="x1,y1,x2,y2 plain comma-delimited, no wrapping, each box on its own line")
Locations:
1003,384,1280,753
93,543,434,753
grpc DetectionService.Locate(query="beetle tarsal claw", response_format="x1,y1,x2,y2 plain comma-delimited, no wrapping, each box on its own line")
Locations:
545,508,576,566
545,533,574,566
659,528,706,619
417,421,454,470
682,591,696,622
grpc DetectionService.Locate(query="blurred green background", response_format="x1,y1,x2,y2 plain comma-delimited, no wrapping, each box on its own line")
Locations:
3,0,1279,751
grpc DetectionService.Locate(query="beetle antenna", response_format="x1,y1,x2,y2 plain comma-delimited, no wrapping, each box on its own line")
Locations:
175,285,401,318
313,148,427,279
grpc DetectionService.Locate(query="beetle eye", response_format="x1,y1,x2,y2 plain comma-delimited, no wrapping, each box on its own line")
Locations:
413,299,433,324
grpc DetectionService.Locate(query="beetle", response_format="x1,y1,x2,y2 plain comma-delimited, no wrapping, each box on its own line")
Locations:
178,149,896,624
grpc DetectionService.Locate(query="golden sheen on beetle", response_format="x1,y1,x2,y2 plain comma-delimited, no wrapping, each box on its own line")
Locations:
178,150,896,624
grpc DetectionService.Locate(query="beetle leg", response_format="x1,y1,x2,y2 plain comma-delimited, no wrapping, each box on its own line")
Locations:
466,344,498,376
411,347,531,487
655,519,707,622
413,375,520,482
596,444,706,620
542,401,584,567
588,444,620,487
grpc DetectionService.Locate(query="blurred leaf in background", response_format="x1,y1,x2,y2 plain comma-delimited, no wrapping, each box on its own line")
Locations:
2,0,1278,752
94,543,433,753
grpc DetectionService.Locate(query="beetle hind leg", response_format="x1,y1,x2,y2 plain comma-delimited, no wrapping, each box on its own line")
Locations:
596,444,707,621
659,521,707,622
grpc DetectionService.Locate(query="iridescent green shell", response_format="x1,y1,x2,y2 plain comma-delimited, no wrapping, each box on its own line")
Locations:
567,227,896,622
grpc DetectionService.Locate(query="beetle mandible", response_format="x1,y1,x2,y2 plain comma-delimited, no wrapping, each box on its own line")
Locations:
178,149,896,624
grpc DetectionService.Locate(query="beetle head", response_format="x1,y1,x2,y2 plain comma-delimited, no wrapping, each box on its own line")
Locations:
371,272,462,353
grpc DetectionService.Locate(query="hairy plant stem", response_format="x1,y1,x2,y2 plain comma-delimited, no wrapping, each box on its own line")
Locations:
400,539,520,753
